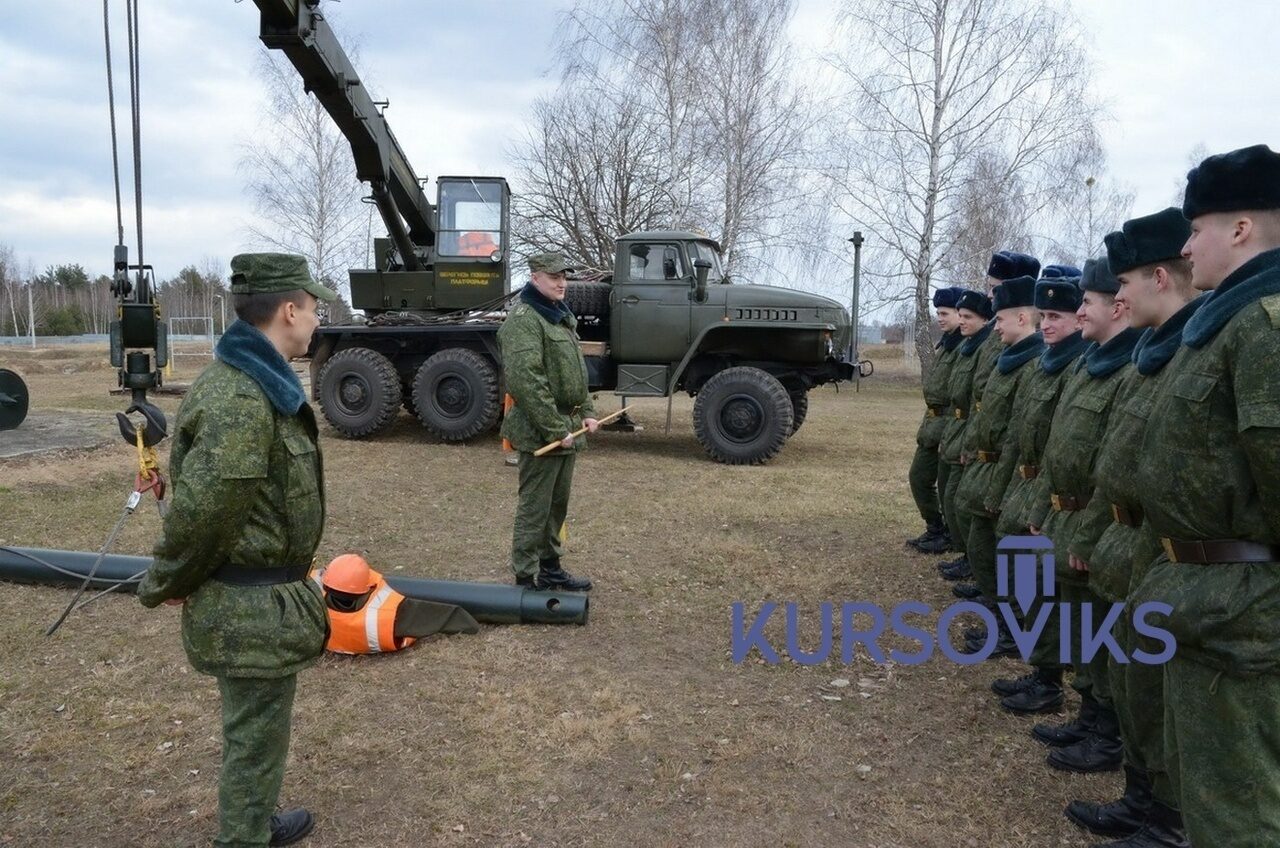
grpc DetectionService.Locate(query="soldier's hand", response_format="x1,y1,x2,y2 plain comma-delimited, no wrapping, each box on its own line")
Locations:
1069,553,1089,572
584,417,600,434
1028,524,1041,535
560,433,575,448
163,598,186,607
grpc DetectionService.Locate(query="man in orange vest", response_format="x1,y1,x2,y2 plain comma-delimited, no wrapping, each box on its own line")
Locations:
312,555,478,653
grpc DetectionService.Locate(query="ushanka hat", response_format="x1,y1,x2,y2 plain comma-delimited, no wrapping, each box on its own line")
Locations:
1182,144,1280,220
992,275,1037,311
1104,207,1192,276
955,289,994,320
1080,256,1120,295
987,251,1041,282
1035,276,1082,312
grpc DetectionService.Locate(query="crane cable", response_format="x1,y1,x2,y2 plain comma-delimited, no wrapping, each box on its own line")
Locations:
103,0,145,273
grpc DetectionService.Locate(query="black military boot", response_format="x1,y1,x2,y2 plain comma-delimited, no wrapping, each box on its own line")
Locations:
936,556,965,574
269,808,315,846
915,527,953,553
537,557,593,592
1033,696,1100,746
1065,765,1152,838
952,582,983,599
1091,800,1190,848
940,558,972,581
907,520,946,550
1048,705,1123,773
1000,667,1064,713
991,668,1040,697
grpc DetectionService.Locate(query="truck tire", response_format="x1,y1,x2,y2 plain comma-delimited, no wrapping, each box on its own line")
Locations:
789,391,808,435
692,366,793,465
317,348,403,438
411,348,500,441
565,281,611,319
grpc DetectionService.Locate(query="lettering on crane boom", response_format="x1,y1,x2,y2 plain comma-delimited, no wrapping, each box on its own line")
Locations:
733,308,798,321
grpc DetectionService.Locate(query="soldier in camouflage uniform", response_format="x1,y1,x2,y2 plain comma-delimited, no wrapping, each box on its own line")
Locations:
498,253,598,592
906,286,966,553
955,276,1044,656
937,290,995,584
1010,258,1142,777
137,253,335,848
1061,210,1200,847
940,252,1040,585
990,274,1088,709
1129,145,1280,847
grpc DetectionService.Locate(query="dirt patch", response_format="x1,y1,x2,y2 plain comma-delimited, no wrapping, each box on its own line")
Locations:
0,361,1107,847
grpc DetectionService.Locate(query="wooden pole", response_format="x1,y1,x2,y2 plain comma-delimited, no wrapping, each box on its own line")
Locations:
532,405,634,457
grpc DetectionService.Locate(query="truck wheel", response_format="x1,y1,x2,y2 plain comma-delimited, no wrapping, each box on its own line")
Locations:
0,368,30,431
412,348,500,441
565,281,611,319
316,348,402,438
692,366,793,465
789,391,809,435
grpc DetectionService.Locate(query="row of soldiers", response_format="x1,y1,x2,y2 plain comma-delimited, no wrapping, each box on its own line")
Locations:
904,143,1280,848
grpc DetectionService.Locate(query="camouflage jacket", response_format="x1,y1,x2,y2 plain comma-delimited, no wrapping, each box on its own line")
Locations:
1028,327,1142,585
1131,248,1280,674
939,323,993,464
1080,296,1207,604
957,332,1044,516
997,332,1088,536
916,331,962,449
970,320,1005,411
138,320,328,678
498,286,595,453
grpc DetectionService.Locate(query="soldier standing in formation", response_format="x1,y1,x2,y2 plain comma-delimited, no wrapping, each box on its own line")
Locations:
137,254,335,848
912,144,1280,846
906,286,967,554
498,253,599,592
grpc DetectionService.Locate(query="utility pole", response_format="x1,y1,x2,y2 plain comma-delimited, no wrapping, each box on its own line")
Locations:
213,293,225,335
27,283,35,348
848,232,864,391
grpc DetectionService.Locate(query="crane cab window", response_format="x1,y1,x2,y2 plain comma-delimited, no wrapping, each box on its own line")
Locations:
628,244,685,281
438,180,505,258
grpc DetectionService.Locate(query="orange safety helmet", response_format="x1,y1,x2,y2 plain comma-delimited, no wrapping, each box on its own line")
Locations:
321,554,377,594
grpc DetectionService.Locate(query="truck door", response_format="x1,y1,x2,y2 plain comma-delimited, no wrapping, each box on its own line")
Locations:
611,242,692,364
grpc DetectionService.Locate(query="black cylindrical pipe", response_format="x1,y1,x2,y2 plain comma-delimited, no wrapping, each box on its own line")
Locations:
0,547,588,626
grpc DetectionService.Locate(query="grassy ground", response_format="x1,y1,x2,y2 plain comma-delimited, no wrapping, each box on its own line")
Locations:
0,345,1111,847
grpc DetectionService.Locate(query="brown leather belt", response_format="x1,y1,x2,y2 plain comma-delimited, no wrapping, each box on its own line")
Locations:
1112,504,1144,527
1050,493,1089,512
926,405,946,418
976,450,1001,463
954,408,967,420
1018,465,1039,480
1160,538,1280,564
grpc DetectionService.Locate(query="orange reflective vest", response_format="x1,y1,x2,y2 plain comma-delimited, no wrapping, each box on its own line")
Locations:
311,568,417,654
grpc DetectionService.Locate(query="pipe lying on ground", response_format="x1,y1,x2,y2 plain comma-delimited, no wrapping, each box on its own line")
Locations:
0,547,588,626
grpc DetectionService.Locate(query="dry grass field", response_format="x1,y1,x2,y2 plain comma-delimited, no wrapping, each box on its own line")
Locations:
0,344,1111,847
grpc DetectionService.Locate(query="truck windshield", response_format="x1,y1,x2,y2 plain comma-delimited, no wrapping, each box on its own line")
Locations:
438,180,504,258
689,242,726,283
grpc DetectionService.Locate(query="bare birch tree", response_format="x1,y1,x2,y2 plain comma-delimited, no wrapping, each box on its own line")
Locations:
827,0,1102,375
240,51,367,301
510,0,812,277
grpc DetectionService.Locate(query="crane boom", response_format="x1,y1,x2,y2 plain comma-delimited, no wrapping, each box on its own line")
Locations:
251,0,433,270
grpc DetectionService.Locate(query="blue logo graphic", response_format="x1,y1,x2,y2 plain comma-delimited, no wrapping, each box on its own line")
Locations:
730,535,1176,667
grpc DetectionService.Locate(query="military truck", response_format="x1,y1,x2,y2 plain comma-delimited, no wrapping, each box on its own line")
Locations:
252,0,864,464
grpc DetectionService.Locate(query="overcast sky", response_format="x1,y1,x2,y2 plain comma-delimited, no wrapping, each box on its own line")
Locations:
2,0,1277,285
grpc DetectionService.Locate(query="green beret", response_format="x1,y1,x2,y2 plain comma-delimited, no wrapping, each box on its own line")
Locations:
1080,256,1120,295
528,252,575,274
992,275,1037,311
1182,144,1280,220
1035,277,1082,313
229,253,336,301
1105,207,1191,276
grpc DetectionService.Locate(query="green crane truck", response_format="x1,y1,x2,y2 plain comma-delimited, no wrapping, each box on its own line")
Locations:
252,0,866,464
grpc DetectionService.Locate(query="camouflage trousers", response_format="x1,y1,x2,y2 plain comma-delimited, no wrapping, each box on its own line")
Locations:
940,461,968,556
908,442,942,527
965,512,998,600
215,674,296,848
1110,613,1176,804
1164,656,1280,847
510,451,576,578
1025,581,1112,696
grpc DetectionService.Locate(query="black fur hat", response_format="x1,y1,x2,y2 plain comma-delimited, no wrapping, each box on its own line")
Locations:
992,275,1037,311
987,250,1041,281
955,289,994,320
1105,207,1191,276
1080,256,1120,295
1035,277,1082,313
1182,144,1280,220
